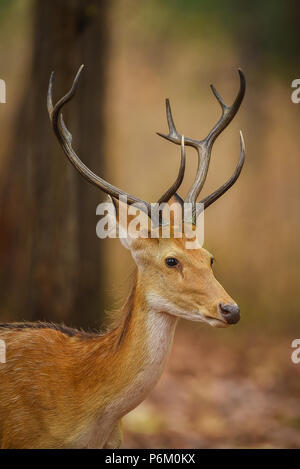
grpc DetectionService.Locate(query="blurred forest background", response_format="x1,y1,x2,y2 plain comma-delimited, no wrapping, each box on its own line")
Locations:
0,0,300,448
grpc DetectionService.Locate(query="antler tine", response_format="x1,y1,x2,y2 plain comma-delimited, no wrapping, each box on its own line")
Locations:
157,98,180,143
186,69,245,205
48,66,186,221
206,69,246,146
158,136,186,204
157,99,201,148
47,65,84,120
198,131,245,212
156,98,206,208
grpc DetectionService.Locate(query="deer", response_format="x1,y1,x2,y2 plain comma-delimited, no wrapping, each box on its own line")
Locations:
0,66,246,449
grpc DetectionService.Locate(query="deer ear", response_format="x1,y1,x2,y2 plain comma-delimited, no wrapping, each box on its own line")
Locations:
109,196,151,250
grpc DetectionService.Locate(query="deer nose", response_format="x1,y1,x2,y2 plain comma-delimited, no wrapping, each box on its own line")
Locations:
219,303,240,324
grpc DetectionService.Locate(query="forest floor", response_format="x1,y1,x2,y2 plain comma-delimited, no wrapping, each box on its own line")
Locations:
122,326,300,449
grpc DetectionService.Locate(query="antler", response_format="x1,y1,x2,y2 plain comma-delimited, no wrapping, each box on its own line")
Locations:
47,65,186,219
157,69,246,218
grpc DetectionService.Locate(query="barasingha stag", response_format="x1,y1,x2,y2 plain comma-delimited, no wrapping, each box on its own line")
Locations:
0,66,245,448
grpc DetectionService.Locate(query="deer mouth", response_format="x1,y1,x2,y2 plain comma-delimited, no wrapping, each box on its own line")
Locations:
203,315,228,328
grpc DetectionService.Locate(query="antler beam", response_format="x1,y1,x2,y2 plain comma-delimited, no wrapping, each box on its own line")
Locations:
157,69,246,214
47,65,186,219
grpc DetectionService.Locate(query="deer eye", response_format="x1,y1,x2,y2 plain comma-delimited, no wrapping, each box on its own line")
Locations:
165,257,179,268
210,257,215,267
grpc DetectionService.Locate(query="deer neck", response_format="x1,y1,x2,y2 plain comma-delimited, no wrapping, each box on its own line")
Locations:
73,273,178,447
99,273,178,417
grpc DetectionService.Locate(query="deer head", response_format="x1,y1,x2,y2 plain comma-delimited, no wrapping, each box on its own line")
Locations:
48,66,245,327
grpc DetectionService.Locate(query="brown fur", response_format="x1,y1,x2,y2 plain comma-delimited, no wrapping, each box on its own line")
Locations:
0,281,146,448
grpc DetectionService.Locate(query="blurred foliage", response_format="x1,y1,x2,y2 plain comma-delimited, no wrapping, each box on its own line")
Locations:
0,0,12,13
128,0,300,76
0,0,21,27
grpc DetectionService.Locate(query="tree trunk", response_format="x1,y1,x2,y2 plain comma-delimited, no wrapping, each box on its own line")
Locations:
0,0,109,329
